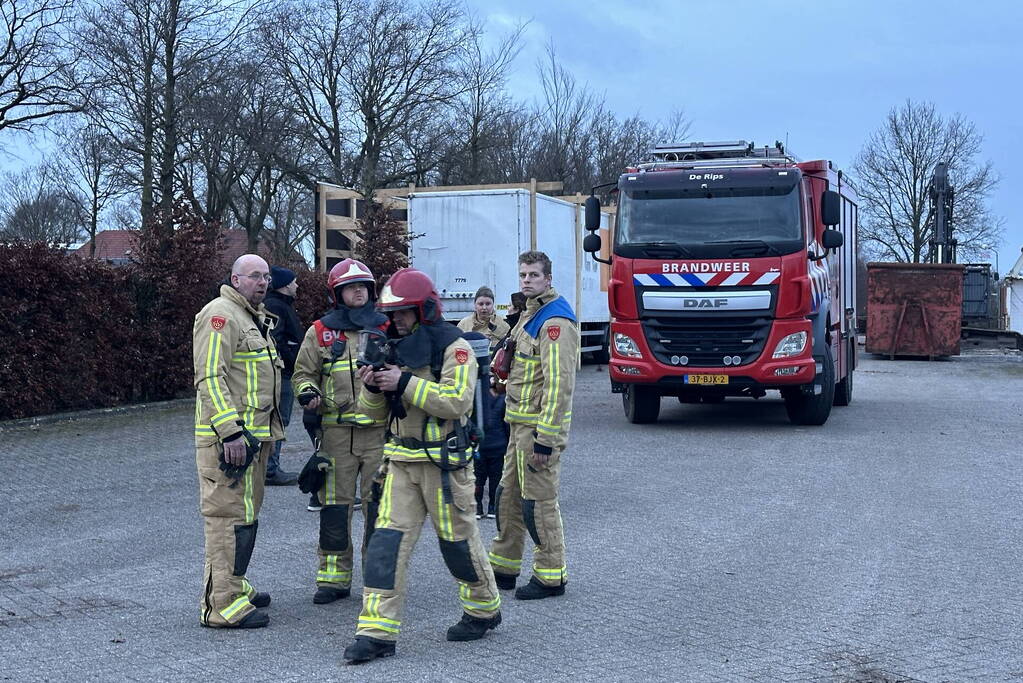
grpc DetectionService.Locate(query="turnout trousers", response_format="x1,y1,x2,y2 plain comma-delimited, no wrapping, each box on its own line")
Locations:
313,426,384,589
354,459,500,641
489,423,567,587
196,441,271,626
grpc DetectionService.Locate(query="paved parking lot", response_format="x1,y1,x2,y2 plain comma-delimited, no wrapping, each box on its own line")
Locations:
2,352,1023,682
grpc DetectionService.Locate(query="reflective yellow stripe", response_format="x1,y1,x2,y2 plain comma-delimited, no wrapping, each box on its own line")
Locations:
194,426,216,436
534,566,568,581
206,332,229,413
516,447,525,492
232,350,271,362
506,409,539,424
435,487,452,541
383,442,471,460
318,554,351,583
359,593,400,633
211,409,239,427
412,378,429,408
361,392,386,409
489,552,521,569
220,594,250,620
458,583,500,611
243,351,257,427
325,456,336,504
377,468,394,527
540,338,560,426
243,460,254,523
520,356,536,406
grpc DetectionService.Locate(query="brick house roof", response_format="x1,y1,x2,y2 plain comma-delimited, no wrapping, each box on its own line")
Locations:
75,229,305,268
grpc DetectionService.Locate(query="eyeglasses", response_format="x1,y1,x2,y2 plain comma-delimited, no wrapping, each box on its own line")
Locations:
241,273,272,283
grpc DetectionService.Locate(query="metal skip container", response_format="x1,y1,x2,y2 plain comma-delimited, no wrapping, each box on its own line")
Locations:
866,263,965,358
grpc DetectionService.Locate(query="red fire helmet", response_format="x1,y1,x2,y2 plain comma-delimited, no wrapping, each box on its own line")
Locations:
376,268,443,323
327,258,377,304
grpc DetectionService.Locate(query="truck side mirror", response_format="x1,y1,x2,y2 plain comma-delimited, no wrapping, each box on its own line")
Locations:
821,229,843,250
821,190,840,226
584,196,601,231
583,232,602,254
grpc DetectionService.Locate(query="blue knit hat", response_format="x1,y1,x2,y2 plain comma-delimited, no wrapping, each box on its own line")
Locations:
270,266,296,290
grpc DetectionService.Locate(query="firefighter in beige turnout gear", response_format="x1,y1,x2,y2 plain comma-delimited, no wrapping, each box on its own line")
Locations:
489,251,578,600
343,268,501,665
292,259,388,604
193,254,284,628
457,285,509,347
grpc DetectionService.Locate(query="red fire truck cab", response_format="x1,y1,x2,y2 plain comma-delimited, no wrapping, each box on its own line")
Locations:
583,140,858,425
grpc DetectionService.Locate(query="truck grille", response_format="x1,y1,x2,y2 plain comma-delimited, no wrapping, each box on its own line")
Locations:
642,315,772,367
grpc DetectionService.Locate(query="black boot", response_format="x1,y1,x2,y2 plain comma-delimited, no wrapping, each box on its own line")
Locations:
493,573,516,590
313,586,350,604
251,592,271,608
343,636,396,664
514,577,565,600
202,608,269,629
446,611,502,641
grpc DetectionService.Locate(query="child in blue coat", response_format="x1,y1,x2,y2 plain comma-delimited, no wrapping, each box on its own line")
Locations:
474,379,508,519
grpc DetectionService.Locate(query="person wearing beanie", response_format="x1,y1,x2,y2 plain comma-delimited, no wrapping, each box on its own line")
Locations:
262,265,302,485
457,286,510,347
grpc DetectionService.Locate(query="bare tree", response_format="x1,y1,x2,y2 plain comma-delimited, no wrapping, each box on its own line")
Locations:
526,42,603,194
264,176,312,264
438,16,524,185
80,0,255,230
853,100,1002,263
0,0,83,134
344,0,467,197
0,163,84,243
52,119,124,256
260,0,361,188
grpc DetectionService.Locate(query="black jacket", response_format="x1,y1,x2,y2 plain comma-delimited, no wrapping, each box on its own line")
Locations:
263,291,303,374
479,389,509,455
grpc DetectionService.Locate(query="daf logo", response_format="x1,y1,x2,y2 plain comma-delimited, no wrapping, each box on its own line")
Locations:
683,298,728,308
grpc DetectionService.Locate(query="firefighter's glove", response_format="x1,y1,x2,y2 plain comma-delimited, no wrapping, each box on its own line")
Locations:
298,454,331,494
219,429,260,488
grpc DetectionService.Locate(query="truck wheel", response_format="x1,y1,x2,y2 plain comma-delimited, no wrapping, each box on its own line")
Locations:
833,341,854,407
623,385,660,424
783,345,835,425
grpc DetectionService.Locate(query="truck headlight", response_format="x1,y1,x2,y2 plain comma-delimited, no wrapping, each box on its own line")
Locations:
772,331,807,359
613,333,643,358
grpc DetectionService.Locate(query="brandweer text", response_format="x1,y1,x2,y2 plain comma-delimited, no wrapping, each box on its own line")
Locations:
662,262,751,274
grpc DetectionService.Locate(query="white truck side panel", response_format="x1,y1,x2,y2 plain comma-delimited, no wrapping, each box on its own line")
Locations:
408,189,609,326
409,190,526,319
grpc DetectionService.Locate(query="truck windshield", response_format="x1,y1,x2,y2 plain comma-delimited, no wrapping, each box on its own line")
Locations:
616,184,803,258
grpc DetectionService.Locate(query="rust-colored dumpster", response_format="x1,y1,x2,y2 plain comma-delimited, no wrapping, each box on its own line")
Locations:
866,263,964,358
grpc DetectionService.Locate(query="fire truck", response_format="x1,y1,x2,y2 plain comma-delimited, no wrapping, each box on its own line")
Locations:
583,140,858,425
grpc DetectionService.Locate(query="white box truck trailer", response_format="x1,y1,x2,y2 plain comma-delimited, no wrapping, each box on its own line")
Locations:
407,188,611,359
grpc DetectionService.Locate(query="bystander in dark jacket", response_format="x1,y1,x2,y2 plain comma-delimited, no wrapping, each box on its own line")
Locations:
261,266,303,484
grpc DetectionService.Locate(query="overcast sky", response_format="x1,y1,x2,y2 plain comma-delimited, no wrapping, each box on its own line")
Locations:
2,0,1020,273
484,0,1023,274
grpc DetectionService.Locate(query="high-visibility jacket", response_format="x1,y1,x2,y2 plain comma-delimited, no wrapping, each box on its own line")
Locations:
193,285,285,446
357,335,477,463
504,287,578,452
291,320,387,430
457,313,510,346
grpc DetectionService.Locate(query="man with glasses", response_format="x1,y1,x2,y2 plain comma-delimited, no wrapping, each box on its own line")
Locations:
192,254,285,628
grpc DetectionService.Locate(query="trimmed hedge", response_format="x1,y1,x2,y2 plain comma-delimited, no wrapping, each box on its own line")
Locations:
0,204,327,421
